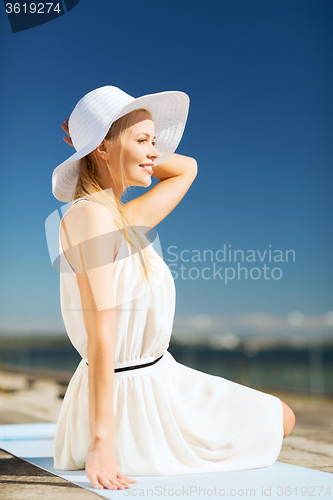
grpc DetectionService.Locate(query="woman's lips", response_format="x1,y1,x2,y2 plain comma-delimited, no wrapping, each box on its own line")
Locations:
139,165,154,174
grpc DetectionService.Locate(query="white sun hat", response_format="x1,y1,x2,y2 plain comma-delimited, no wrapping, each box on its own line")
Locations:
52,85,190,202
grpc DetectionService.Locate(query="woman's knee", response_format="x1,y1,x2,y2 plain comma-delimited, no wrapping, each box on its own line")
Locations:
281,400,296,438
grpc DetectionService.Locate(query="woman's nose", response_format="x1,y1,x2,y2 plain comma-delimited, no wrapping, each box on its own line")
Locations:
148,145,160,160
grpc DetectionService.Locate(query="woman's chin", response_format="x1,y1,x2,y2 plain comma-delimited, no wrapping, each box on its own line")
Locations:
139,177,153,188
127,174,153,188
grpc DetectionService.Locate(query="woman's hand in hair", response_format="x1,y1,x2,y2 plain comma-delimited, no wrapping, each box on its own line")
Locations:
85,441,137,490
61,119,74,147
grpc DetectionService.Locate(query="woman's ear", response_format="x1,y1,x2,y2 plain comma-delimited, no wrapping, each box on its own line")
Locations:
94,140,109,160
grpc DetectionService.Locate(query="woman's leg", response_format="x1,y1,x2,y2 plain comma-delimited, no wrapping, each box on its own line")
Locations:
281,401,296,438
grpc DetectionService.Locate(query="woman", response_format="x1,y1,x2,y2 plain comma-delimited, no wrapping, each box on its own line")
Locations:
52,85,295,491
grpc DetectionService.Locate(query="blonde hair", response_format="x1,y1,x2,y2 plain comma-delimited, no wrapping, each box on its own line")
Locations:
71,109,159,284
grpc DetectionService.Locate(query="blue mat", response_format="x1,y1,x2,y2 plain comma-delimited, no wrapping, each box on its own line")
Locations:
0,423,331,499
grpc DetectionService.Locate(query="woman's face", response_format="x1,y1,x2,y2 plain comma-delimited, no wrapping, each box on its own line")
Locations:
106,111,160,190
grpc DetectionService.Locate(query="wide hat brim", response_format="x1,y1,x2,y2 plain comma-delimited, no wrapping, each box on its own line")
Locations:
52,89,189,202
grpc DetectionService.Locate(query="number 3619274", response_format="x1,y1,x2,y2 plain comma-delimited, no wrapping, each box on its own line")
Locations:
5,3,61,14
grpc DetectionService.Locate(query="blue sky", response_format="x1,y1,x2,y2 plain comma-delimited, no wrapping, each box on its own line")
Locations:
0,0,332,338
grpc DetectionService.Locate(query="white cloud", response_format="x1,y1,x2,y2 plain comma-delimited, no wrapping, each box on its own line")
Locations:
189,314,212,329
1,311,333,340
173,311,333,340
0,317,65,336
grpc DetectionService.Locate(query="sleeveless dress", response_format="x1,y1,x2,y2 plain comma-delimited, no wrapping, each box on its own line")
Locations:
53,199,284,475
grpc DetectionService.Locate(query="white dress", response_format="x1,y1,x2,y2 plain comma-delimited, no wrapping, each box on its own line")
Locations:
53,200,284,475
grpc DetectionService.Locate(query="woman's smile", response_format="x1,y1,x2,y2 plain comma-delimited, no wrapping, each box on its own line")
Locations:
138,163,154,174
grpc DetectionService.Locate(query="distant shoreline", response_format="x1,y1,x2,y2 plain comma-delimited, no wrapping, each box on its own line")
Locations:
0,333,332,349
0,337,332,398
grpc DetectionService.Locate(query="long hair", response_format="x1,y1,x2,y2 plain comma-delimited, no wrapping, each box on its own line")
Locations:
71,109,160,284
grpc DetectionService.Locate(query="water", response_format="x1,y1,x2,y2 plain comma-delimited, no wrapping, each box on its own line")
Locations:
170,344,333,397
0,344,81,373
0,339,332,397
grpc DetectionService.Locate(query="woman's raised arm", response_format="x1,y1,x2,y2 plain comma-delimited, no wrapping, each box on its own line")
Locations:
124,153,197,230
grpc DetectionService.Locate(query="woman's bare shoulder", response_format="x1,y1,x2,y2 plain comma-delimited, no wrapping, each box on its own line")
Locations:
61,200,119,247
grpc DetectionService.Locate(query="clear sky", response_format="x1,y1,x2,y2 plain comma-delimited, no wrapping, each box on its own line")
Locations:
0,0,332,339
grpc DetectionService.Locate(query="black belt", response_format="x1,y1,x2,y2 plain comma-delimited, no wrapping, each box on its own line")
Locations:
86,354,164,372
